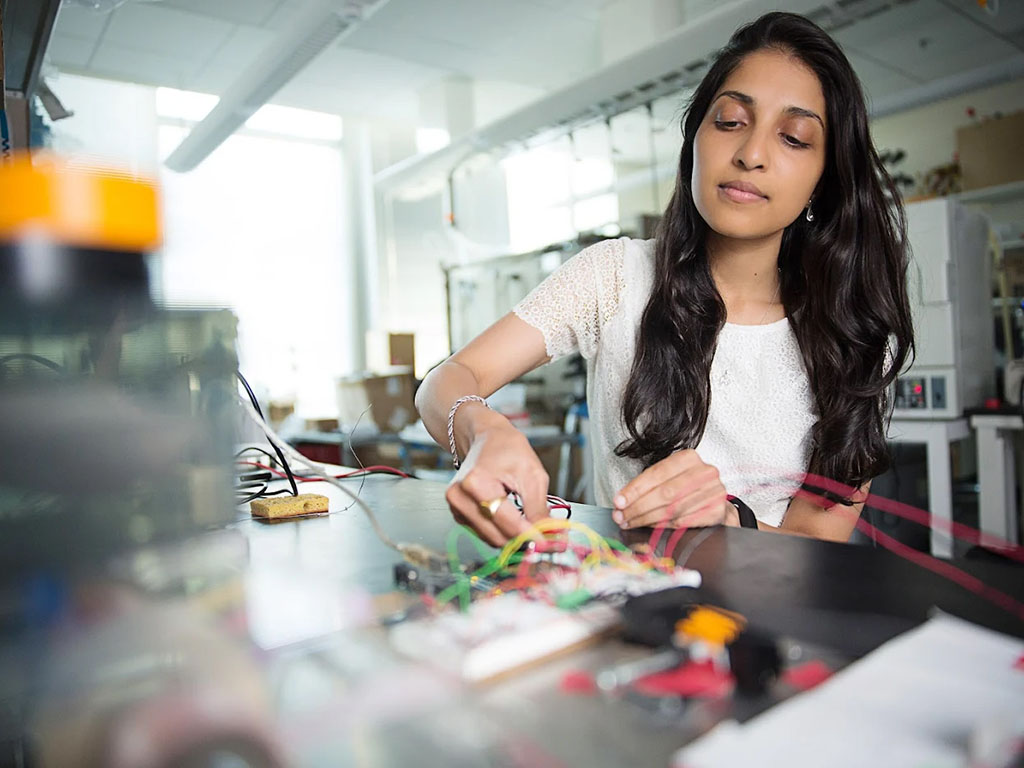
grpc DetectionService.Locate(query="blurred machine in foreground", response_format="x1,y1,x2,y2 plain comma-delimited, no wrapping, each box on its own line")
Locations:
0,153,239,572
0,153,250,767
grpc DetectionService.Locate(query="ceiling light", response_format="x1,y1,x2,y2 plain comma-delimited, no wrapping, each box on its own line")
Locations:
164,0,386,173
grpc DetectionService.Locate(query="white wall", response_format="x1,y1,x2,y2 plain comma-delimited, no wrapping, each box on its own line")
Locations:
380,191,453,374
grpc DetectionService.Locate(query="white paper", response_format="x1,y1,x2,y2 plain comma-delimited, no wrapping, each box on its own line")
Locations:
673,614,1024,768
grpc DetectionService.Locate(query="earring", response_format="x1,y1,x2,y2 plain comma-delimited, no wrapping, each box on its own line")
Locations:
805,201,815,222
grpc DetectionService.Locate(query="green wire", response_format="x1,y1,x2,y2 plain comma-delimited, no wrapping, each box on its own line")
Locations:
436,552,519,610
605,537,629,552
446,524,496,574
435,525,587,611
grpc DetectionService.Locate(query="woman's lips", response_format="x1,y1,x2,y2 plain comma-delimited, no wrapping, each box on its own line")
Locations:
718,183,767,203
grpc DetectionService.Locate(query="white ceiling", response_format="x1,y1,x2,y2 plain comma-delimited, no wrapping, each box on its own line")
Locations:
43,0,1024,125
45,0,610,120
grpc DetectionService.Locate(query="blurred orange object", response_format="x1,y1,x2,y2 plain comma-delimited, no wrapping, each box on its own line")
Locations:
0,152,160,252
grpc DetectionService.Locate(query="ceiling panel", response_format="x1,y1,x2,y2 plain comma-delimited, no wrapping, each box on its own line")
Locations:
345,0,602,86
195,25,276,79
159,0,282,27
101,3,234,58
51,3,111,41
902,38,1022,81
954,0,1024,36
480,15,601,87
300,45,448,89
858,10,989,71
259,0,319,30
846,51,922,104
519,0,614,21
89,43,200,88
46,33,98,69
346,0,551,48
342,29,479,75
832,0,938,50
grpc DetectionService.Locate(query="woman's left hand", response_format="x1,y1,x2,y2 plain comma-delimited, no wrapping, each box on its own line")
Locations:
612,449,738,529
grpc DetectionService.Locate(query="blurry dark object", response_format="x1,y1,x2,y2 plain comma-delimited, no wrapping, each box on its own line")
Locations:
853,443,931,553
639,214,661,239
728,629,781,695
0,0,60,97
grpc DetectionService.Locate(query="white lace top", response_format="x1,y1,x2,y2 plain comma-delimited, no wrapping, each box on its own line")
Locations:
513,236,818,526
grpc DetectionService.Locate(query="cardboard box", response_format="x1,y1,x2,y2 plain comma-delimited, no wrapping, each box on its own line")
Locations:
389,333,415,370
337,367,416,433
957,111,1024,191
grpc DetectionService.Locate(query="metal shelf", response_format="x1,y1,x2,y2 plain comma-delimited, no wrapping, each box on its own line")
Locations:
955,180,1024,205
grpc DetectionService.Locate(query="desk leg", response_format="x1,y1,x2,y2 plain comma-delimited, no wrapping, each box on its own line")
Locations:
976,426,1016,548
926,434,954,559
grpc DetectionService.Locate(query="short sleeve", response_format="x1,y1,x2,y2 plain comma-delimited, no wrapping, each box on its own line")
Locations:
513,237,627,361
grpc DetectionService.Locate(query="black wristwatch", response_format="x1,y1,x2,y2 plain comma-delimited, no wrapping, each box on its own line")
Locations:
728,496,758,529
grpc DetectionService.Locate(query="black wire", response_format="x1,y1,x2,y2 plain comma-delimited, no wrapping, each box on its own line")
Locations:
236,371,298,497
234,445,290,503
238,486,294,505
235,445,280,464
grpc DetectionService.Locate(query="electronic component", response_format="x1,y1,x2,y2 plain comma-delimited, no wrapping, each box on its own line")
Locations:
727,629,781,695
393,560,490,596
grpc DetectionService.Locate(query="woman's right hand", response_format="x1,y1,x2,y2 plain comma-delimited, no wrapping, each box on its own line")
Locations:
444,415,551,547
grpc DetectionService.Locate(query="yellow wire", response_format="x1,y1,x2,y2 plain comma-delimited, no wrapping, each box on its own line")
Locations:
497,518,610,567
493,518,675,604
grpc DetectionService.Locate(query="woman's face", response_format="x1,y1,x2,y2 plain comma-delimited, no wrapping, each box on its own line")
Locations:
692,49,827,242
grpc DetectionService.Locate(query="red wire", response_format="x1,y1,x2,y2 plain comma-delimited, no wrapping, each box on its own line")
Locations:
237,460,410,481
662,525,691,564
854,515,1024,622
800,471,1024,563
647,522,669,553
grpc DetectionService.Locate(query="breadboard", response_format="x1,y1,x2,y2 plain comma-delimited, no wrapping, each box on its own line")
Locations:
389,593,619,683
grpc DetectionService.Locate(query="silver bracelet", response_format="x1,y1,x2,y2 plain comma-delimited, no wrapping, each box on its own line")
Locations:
447,395,490,468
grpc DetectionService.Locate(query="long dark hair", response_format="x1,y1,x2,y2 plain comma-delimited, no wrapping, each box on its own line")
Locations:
616,11,914,493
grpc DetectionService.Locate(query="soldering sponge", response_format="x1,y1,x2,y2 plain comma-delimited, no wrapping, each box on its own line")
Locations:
250,493,329,519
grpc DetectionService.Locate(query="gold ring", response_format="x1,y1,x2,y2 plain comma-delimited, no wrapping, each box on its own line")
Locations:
479,497,504,521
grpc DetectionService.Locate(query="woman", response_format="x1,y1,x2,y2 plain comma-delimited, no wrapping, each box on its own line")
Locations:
415,11,913,546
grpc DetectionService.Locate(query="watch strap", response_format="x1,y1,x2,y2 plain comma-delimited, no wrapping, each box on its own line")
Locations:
728,496,758,529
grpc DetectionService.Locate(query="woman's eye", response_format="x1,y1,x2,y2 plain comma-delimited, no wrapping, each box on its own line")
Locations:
782,134,810,148
714,120,742,129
